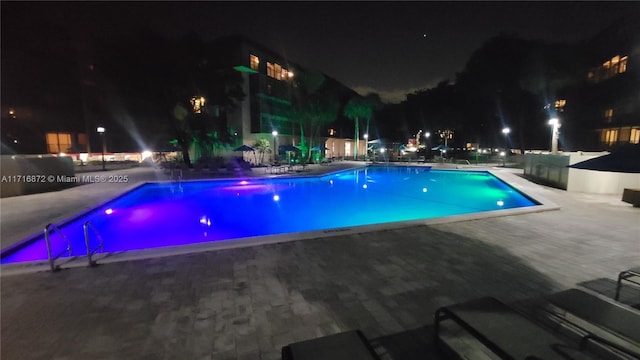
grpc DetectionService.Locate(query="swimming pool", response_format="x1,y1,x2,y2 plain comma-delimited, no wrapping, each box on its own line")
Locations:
1,166,538,264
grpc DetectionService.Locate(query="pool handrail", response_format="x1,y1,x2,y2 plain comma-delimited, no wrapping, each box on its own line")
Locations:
44,223,72,272
83,220,104,267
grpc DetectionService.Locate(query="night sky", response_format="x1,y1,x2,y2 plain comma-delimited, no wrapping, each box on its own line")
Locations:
3,1,639,103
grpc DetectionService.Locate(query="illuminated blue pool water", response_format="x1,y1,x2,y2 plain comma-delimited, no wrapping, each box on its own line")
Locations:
1,166,538,264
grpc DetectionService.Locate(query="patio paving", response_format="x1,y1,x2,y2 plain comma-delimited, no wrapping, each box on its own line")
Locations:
1,162,638,359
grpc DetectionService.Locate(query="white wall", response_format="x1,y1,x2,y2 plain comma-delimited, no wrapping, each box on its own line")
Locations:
567,168,640,194
525,152,638,195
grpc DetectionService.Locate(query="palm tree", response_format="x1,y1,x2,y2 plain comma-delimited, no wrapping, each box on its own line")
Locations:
290,71,340,161
343,97,373,159
253,138,271,164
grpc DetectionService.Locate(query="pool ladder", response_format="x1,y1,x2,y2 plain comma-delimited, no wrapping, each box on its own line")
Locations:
44,221,105,272
170,168,183,193
83,220,104,267
44,223,72,272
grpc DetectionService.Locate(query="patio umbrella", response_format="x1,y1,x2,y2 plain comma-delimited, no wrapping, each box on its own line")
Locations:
431,145,451,151
278,144,301,164
278,144,301,152
233,145,255,152
233,145,255,164
568,145,640,173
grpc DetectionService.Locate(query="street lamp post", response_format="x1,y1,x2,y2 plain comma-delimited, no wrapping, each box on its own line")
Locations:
363,134,368,161
424,132,431,162
272,130,278,163
501,127,510,167
548,118,560,154
96,126,106,171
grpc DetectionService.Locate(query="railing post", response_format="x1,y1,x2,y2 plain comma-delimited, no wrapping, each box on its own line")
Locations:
83,221,94,267
44,224,57,272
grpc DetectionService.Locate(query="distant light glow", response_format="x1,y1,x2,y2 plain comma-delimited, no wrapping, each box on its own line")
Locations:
239,180,248,185
423,188,428,193
104,208,113,215
199,216,211,226
362,184,368,189
272,130,278,136
329,180,333,185
273,195,280,201
79,153,88,162
548,118,559,126
497,200,504,207
502,127,511,135
96,126,105,133
141,150,152,161
13,140,18,144
59,152,66,156
500,151,506,156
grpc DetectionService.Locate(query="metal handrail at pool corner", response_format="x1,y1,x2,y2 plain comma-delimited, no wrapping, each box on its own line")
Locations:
83,220,104,267
44,223,72,272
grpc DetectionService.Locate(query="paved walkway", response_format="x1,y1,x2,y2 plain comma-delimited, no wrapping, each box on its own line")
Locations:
1,163,639,359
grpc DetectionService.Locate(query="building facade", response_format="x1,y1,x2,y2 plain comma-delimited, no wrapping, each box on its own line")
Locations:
211,36,362,161
559,17,640,151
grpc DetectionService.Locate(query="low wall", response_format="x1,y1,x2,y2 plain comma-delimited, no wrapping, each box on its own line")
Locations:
567,169,640,194
524,153,572,189
1,155,75,198
524,152,637,195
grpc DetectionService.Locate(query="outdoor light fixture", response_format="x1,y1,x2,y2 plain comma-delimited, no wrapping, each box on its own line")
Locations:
141,150,152,161
272,130,278,162
363,134,369,160
548,118,560,154
501,127,511,166
96,126,106,171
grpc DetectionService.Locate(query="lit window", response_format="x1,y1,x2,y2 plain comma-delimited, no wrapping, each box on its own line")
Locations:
328,128,335,136
274,64,282,80
604,129,618,146
555,99,566,112
281,67,288,81
46,132,72,154
604,108,614,123
250,54,259,70
631,128,640,144
267,62,275,78
190,96,206,114
619,56,628,73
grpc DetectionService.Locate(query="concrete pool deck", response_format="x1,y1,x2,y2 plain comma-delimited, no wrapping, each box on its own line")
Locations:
1,162,639,359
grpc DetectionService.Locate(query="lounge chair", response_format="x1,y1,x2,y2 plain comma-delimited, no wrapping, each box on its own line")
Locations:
615,268,640,301
541,288,640,359
434,297,598,360
281,330,380,360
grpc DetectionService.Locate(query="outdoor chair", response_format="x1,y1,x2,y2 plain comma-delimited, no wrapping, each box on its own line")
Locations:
434,296,598,360
281,330,381,360
615,268,640,301
540,288,640,359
